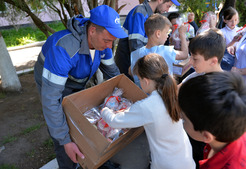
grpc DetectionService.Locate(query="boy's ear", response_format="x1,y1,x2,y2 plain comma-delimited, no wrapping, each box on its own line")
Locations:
155,30,161,38
201,131,215,143
210,56,218,66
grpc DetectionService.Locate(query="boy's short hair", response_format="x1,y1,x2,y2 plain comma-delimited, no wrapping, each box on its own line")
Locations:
178,71,246,142
167,12,180,22
144,13,171,37
189,28,226,63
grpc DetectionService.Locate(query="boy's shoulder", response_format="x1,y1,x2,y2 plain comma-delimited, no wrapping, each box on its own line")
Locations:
181,72,204,84
200,133,246,169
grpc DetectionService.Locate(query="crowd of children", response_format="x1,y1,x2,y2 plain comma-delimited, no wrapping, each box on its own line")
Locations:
101,5,246,169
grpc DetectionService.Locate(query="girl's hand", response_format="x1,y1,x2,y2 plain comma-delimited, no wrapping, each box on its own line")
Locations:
233,34,243,42
227,46,235,55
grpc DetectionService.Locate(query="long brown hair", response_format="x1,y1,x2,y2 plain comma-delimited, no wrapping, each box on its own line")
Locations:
133,53,181,122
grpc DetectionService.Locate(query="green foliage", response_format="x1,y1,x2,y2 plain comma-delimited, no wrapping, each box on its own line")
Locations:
0,164,18,169
43,138,54,148
1,22,65,47
236,0,246,27
178,0,223,26
0,1,6,11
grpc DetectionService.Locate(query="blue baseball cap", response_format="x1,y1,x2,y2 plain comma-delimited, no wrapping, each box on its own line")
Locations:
89,5,128,39
171,0,180,6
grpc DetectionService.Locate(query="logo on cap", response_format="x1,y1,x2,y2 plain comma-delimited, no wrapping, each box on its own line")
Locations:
115,17,120,25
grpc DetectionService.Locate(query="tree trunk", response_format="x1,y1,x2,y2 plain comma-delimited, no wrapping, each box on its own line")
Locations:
0,33,22,92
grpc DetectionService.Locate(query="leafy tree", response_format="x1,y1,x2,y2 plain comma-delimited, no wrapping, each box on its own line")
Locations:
178,0,223,26
236,0,246,26
1,0,127,38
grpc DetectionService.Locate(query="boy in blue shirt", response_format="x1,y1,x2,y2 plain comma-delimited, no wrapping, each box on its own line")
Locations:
130,13,188,87
115,0,181,79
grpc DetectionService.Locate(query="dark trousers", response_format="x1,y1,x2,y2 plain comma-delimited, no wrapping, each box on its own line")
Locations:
51,137,79,169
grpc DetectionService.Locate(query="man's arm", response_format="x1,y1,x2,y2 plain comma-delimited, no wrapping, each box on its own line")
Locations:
127,12,148,52
99,48,120,79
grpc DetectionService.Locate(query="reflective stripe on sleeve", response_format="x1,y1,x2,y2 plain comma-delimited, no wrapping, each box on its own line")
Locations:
42,68,67,86
129,33,148,43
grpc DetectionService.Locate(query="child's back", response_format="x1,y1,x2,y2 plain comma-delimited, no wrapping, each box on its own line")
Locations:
102,53,195,169
132,90,195,169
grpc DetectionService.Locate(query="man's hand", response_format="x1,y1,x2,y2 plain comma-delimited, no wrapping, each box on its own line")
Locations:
64,142,85,163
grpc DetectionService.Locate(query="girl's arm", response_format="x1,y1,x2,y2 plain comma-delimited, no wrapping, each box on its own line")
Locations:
101,103,152,129
227,34,243,47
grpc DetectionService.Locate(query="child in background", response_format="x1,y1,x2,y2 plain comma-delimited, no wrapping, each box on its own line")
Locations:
196,11,217,35
220,7,243,71
167,12,195,50
181,28,226,83
231,32,246,83
179,28,226,169
187,12,199,34
221,7,241,47
101,53,195,169
130,13,189,87
178,71,246,169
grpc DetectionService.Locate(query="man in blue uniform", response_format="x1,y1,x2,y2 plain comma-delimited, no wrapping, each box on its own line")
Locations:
115,0,181,79
34,5,127,169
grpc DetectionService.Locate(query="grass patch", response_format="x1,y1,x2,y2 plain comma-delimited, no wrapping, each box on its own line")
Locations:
26,149,36,157
1,124,41,145
1,22,65,47
0,92,6,99
43,138,56,160
2,136,17,144
21,124,41,135
47,153,56,161
0,164,18,169
43,138,54,148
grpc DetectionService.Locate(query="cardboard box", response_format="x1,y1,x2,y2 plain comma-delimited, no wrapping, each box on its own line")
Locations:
173,58,192,77
62,74,147,169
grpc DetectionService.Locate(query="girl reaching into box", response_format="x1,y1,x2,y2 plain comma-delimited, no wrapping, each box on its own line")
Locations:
101,53,195,169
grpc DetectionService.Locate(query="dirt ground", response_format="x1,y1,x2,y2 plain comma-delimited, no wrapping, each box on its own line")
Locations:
0,72,55,169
